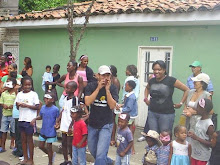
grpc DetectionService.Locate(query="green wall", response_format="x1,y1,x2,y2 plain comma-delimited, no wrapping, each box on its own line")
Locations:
20,26,220,129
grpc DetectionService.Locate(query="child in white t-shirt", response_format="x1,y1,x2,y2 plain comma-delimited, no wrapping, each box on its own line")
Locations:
55,81,79,165
15,76,40,165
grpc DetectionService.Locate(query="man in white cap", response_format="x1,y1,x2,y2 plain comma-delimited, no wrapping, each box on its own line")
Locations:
187,61,213,95
85,65,118,165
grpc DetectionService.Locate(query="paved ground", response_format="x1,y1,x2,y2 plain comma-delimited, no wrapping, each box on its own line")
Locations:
0,127,146,165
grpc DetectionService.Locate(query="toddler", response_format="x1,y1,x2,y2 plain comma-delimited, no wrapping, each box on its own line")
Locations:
42,65,53,92
168,125,191,165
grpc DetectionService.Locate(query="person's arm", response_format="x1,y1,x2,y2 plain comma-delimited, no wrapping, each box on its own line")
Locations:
188,125,215,147
168,142,173,165
173,80,189,109
119,141,133,157
27,67,33,77
105,79,117,110
30,115,42,126
188,143,192,164
19,103,39,110
144,84,150,106
55,109,63,129
76,134,88,148
77,75,84,99
211,132,218,148
56,74,66,88
68,121,74,135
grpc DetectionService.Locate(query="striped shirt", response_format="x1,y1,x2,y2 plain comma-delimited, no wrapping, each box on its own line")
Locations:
0,91,16,116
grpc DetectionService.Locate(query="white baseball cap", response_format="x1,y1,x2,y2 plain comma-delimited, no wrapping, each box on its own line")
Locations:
98,65,111,75
191,73,210,84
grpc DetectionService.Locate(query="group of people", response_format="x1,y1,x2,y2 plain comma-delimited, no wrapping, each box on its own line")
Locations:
0,51,219,165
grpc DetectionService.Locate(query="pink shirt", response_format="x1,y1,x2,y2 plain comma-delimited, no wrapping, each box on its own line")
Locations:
76,70,87,82
63,73,79,96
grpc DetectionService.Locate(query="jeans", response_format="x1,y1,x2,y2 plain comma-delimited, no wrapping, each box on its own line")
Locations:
88,123,113,165
115,153,131,165
72,146,86,165
147,110,175,133
1,116,15,133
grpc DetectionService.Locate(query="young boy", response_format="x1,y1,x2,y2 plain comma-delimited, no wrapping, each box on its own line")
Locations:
115,113,133,165
69,106,88,165
42,65,53,92
31,93,59,165
188,98,215,165
0,78,17,152
55,81,79,165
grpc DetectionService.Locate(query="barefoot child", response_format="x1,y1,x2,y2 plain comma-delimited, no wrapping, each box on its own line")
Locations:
55,81,79,165
0,78,17,153
188,98,215,165
142,130,162,165
15,76,40,165
168,125,191,165
31,93,59,165
69,106,88,165
115,113,133,165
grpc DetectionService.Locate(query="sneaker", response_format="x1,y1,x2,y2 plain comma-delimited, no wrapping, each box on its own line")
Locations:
137,136,146,142
19,156,24,161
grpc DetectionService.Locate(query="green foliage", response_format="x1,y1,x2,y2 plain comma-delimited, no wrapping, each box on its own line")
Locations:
19,0,91,13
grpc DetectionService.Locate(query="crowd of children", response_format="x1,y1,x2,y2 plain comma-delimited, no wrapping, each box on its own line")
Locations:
0,52,219,165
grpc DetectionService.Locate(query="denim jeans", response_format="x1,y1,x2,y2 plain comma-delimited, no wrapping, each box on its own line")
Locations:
72,146,86,165
88,123,113,165
147,110,175,133
115,153,131,165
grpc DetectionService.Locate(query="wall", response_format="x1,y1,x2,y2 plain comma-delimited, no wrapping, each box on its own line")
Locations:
19,26,220,128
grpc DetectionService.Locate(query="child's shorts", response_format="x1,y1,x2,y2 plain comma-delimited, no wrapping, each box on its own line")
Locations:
39,135,57,143
0,116,15,133
18,121,34,135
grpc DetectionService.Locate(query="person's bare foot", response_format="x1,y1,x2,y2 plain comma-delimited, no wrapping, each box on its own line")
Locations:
19,160,28,165
26,160,34,165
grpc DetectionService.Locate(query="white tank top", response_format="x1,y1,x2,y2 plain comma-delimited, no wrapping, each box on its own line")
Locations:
172,140,189,156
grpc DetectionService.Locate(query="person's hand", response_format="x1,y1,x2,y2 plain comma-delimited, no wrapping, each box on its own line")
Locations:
97,79,105,90
173,103,182,109
110,140,115,146
119,151,126,157
76,142,82,148
188,131,197,140
105,79,111,91
68,127,73,135
144,98,150,106
20,103,29,108
116,104,122,110
183,109,192,117
54,122,60,129
3,104,8,109
8,105,13,109
30,119,36,126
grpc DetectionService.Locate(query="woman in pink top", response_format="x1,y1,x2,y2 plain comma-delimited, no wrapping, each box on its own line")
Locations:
57,60,83,108
77,55,88,87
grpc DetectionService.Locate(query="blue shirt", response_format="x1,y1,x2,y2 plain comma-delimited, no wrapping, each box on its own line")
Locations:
122,76,140,102
40,105,59,138
122,92,138,118
187,74,214,92
116,127,133,155
157,144,170,165
12,103,19,119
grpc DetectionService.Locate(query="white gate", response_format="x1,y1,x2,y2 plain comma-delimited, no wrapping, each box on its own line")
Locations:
136,46,173,127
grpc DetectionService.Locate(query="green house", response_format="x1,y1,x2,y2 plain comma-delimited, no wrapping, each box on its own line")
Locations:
0,0,220,128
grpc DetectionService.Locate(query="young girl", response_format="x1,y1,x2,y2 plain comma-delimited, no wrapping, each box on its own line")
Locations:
188,98,215,165
15,76,40,165
158,130,171,165
142,130,162,165
70,106,88,165
169,125,191,165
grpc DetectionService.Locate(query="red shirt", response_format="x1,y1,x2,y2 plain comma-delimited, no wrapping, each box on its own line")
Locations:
72,119,88,148
0,67,8,82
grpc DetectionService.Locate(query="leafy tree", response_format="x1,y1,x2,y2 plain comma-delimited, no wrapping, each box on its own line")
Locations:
19,0,90,13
